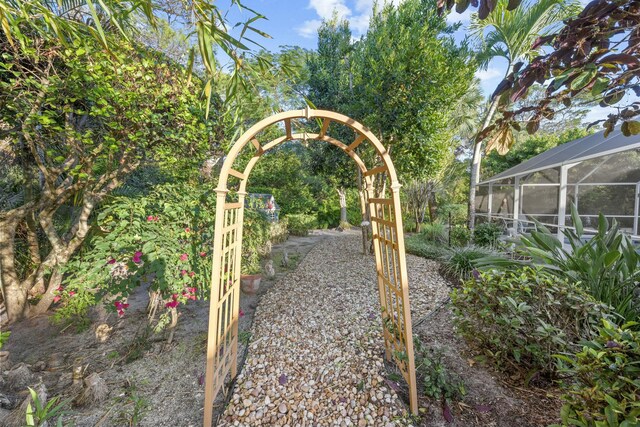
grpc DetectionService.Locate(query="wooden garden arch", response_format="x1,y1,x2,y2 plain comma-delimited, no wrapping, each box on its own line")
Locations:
203,108,417,426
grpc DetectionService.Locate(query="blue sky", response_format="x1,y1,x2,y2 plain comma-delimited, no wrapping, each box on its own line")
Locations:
224,0,615,123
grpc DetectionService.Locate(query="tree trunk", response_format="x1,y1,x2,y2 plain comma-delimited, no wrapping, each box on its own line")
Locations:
25,213,44,296
31,267,63,315
0,207,31,322
468,97,500,230
337,187,347,224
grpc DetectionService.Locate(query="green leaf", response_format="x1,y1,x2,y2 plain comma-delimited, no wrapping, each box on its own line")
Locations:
621,121,640,136
570,68,596,90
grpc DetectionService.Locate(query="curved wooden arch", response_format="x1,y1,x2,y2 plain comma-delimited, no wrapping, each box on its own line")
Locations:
203,109,417,426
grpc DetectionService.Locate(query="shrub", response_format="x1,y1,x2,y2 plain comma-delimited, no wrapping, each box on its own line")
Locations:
420,222,447,243
437,203,467,225
414,337,466,403
473,222,503,247
448,226,471,247
286,214,317,236
481,206,640,323
269,218,289,244
452,267,611,375
242,210,271,274
405,234,448,259
439,245,496,282
553,320,640,427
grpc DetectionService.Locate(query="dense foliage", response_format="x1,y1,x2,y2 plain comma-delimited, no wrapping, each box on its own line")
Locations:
553,320,640,427
482,207,640,323
452,267,612,375
485,0,640,142
0,32,211,321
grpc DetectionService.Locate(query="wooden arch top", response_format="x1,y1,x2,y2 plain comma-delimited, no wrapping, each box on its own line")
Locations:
216,108,400,194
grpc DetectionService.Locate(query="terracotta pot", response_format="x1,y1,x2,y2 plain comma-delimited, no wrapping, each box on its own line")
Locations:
240,274,261,295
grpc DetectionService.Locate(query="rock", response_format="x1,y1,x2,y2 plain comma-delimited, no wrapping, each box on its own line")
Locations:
95,324,113,342
6,364,33,391
278,403,288,414
75,372,108,406
4,382,46,427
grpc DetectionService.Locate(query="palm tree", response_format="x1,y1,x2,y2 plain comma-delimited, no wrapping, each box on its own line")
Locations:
467,0,581,229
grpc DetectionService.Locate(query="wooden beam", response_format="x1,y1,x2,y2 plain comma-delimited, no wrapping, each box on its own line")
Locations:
228,169,246,180
319,118,331,137
250,138,263,153
364,165,388,177
285,119,292,140
346,134,366,152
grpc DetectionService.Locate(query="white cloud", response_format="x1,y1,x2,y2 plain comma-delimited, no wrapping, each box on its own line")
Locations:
308,0,351,20
303,0,405,38
296,19,323,38
475,67,503,82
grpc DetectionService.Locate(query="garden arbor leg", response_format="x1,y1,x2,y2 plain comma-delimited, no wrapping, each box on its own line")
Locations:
203,109,418,426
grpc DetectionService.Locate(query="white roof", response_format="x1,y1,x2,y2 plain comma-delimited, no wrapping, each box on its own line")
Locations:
480,127,640,184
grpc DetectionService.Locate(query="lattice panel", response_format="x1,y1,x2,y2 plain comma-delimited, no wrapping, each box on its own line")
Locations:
369,196,415,391
207,202,243,401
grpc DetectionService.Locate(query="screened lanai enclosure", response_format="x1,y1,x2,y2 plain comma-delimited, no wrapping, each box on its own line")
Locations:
476,127,640,240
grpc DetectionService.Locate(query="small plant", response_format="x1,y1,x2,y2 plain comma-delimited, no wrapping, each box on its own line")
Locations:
413,338,466,403
25,387,71,427
238,331,252,345
0,331,10,349
51,289,95,333
405,235,448,260
115,386,149,426
452,267,612,376
419,222,447,243
448,226,471,247
439,245,496,282
473,222,503,247
552,320,640,427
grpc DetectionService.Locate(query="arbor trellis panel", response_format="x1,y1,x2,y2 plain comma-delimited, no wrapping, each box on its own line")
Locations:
203,109,417,426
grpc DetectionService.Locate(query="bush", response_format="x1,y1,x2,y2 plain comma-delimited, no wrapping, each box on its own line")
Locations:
242,210,271,274
473,222,503,247
449,226,471,247
452,267,612,376
269,218,289,244
420,222,447,243
414,337,466,403
553,320,640,427
405,234,448,259
286,214,317,236
437,203,467,225
482,207,640,323
439,245,496,282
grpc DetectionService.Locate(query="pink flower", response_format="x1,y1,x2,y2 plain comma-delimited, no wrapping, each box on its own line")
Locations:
200,252,207,257
189,271,195,277
53,296,61,303
180,269,187,276
239,309,245,317
165,300,179,309
147,215,154,221
68,291,76,297
107,258,117,265
56,285,64,292
132,251,143,263
179,253,188,261
185,227,191,233
114,300,129,316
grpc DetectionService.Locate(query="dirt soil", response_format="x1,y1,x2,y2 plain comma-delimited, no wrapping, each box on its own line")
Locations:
0,230,563,427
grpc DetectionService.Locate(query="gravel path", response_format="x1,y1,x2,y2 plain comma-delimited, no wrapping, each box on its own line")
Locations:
218,231,450,427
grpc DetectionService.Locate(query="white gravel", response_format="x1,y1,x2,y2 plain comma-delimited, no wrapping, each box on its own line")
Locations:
218,231,450,427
